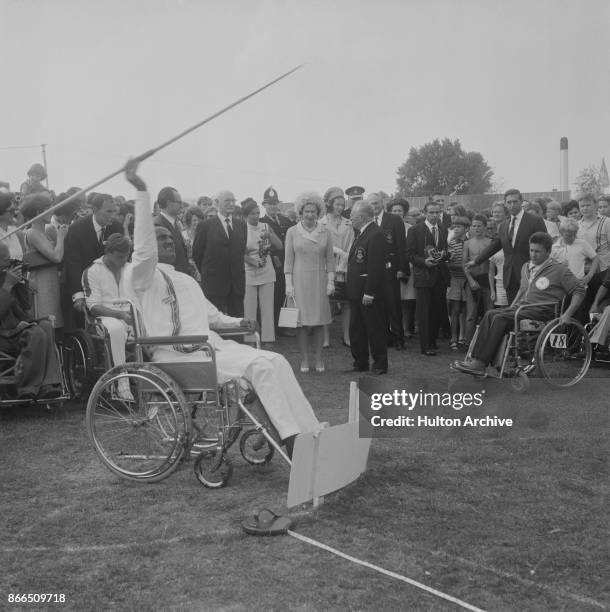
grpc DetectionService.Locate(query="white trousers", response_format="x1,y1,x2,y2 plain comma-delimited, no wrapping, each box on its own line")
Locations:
100,317,128,366
244,282,275,342
590,305,610,345
152,341,320,440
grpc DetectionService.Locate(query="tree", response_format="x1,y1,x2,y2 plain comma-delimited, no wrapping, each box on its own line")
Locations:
396,138,493,197
573,165,603,198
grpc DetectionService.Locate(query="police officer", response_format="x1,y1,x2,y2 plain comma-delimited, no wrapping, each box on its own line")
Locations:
345,201,388,374
259,186,295,334
343,185,365,219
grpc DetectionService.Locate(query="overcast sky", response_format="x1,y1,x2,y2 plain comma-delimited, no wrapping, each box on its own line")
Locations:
1,0,608,203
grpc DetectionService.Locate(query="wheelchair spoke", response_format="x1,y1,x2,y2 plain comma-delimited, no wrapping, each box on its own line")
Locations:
535,319,591,387
86,365,191,482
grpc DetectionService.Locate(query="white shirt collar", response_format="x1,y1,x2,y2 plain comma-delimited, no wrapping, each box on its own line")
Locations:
425,220,439,232
218,212,232,225
359,220,374,233
511,210,524,221
92,215,103,235
160,211,177,226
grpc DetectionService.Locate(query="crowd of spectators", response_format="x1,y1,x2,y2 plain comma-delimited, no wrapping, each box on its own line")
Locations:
1,160,610,383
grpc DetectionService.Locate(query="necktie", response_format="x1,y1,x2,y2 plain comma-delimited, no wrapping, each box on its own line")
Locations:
432,225,438,247
225,217,233,237
508,216,516,243
98,228,104,247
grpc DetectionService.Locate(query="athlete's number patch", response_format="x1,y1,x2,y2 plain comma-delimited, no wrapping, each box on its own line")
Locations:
549,333,567,348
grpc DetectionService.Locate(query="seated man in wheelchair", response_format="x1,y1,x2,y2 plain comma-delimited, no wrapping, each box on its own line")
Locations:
121,160,321,457
455,232,586,375
82,233,134,397
0,243,63,399
588,267,610,356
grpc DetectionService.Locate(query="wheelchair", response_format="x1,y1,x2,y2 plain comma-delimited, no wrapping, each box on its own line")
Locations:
84,300,289,487
586,310,610,367
451,301,592,392
0,316,70,408
62,310,116,400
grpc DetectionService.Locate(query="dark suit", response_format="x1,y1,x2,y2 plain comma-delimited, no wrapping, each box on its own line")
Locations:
192,215,247,316
475,213,547,304
153,213,190,275
260,212,295,328
406,222,450,352
0,273,61,396
376,211,408,347
346,223,388,371
62,215,123,329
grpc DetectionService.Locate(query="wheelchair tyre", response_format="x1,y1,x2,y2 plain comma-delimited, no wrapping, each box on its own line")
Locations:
240,430,275,465
193,449,232,488
535,318,591,387
63,330,94,400
86,363,191,482
510,372,530,393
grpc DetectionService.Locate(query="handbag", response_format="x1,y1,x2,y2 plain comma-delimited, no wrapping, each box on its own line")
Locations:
278,296,300,328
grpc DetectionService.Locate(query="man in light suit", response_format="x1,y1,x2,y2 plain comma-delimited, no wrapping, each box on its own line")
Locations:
406,201,450,355
153,186,190,275
346,201,388,374
192,190,247,316
466,189,547,304
63,194,123,328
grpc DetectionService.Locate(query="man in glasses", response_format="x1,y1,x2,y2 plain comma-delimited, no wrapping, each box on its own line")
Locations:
154,186,190,275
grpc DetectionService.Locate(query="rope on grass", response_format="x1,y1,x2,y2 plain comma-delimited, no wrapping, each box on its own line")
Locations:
287,530,486,612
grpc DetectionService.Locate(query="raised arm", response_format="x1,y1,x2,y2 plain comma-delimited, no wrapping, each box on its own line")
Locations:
124,160,157,298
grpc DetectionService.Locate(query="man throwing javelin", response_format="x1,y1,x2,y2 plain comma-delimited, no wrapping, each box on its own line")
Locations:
122,159,321,457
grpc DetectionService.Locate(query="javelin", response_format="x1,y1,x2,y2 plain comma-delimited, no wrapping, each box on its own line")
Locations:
3,64,304,240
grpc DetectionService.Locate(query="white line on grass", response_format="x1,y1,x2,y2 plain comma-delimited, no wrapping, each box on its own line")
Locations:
287,530,486,612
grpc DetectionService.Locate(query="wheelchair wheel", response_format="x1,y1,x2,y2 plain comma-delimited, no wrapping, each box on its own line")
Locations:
86,363,191,482
193,449,233,488
535,318,592,387
510,371,530,393
240,430,275,465
63,331,94,400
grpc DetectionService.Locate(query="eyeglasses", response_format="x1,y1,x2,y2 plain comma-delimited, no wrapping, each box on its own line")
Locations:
506,199,521,205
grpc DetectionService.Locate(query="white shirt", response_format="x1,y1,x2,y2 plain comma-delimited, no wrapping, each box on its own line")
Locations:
551,238,597,279
425,220,440,245
508,210,524,247
578,215,610,271
217,213,233,237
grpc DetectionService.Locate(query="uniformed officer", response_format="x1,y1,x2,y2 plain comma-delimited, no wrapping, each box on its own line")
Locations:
345,201,388,374
343,185,365,219
366,192,409,349
259,186,295,333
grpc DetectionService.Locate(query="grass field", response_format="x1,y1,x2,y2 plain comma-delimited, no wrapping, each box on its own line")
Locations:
1,329,608,611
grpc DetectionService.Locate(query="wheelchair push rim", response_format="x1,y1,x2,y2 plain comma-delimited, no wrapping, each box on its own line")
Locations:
86,363,191,482
534,318,592,388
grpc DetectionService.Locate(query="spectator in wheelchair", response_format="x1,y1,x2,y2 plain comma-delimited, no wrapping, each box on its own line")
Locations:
121,160,321,457
455,232,586,375
589,268,610,353
82,233,134,398
0,242,63,399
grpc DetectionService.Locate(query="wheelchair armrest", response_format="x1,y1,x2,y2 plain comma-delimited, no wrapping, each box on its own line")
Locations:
218,328,261,348
134,335,209,346
514,301,559,326
217,327,251,336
